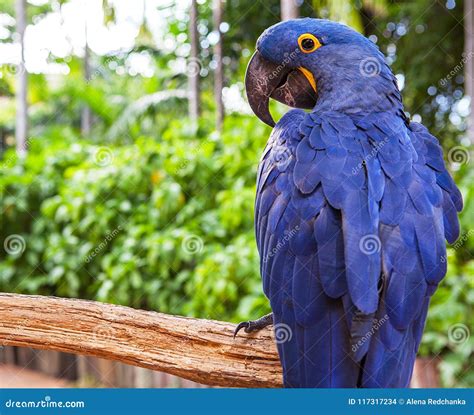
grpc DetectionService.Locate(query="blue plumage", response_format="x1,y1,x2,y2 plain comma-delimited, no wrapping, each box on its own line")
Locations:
248,18,462,388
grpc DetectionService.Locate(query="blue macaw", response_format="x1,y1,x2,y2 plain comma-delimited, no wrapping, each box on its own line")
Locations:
234,18,463,388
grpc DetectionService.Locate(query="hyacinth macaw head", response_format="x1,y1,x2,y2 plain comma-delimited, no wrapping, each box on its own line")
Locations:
246,18,391,126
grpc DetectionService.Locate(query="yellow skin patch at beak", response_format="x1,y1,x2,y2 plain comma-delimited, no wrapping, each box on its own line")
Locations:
297,67,317,93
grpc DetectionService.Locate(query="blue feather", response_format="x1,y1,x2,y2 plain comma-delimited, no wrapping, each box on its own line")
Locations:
380,178,407,225
313,205,347,298
254,102,461,389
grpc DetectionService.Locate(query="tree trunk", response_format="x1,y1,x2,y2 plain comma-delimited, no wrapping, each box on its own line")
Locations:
134,366,154,388
188,0,201,123
15,0,28,157
81,21,92,135
281,0,299,21
213,0,224,131
465,0,474,144
410,357,440,388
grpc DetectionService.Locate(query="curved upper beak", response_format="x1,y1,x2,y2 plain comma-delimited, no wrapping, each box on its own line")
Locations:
245,51,318,127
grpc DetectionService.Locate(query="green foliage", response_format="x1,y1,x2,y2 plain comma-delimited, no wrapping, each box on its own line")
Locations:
0,115,271,323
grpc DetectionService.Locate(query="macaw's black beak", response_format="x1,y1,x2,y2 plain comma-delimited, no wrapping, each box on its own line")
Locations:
245,51,318,127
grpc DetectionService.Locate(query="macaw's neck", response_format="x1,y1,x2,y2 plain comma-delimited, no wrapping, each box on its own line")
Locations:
314,72,403,115
311,49,404,115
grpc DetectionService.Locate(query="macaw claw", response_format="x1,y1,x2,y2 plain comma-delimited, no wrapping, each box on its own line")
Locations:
233,313,274,338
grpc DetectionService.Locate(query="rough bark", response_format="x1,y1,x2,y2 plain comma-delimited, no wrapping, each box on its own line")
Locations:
0,293,282,388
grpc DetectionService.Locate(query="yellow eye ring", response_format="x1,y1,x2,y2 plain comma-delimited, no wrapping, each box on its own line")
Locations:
298,33,321,53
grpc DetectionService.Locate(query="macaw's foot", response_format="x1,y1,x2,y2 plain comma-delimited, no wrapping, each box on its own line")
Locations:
233,313,273,338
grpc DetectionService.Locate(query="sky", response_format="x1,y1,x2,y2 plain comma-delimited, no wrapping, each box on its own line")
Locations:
0,0,252,114
0,0,467,120
0,0,182,74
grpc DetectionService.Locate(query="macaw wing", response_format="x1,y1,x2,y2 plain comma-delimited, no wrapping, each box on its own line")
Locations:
358,117,463,387
256,110,380,387
256,109,462,388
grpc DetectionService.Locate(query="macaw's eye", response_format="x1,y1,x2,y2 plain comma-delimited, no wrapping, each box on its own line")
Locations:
298,33,321,53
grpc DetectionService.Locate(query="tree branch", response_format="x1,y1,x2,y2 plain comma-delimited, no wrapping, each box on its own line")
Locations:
0,294,282,387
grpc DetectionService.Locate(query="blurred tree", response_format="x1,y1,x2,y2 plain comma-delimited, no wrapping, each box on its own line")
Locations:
213,0,224,131
373,1,464,147
281,0,299,20
188,0,200,123
312,0,387,34
81,16,92,136
465,0,474,144
15,0,27,156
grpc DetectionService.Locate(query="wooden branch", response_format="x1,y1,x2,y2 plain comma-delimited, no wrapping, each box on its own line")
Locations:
0,293,282,387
